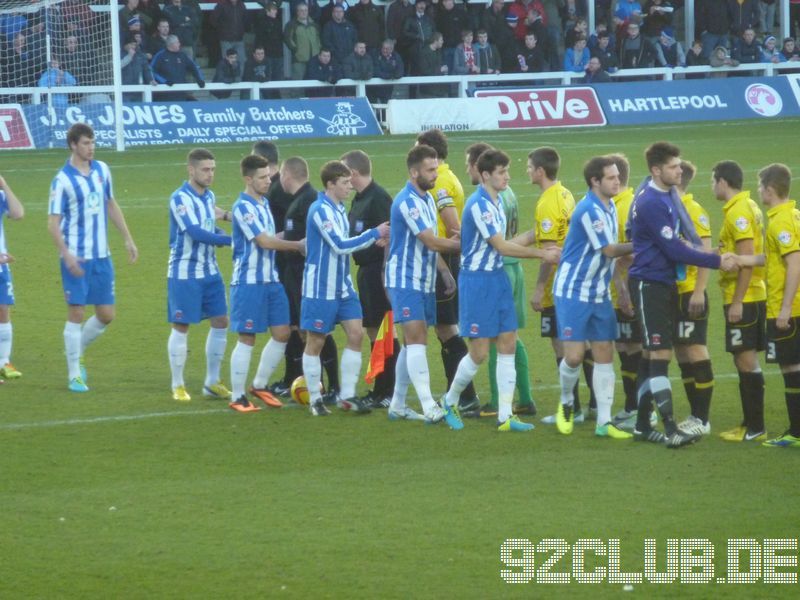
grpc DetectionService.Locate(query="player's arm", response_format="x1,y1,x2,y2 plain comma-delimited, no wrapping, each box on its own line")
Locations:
254,231,305,254
436,253,456,296
508,229,536,247
315,210,386,255
439,205,460,238
601,242,633,258
47,214,84,276
613,263,633,316
777,251,800,329
0,176,23,220
643,201,722,269
417,228,460,253
689,237,713,318
727,238,754,323
531,239,557,312
107,197,139,263
214,206,232,222
488,233,560,262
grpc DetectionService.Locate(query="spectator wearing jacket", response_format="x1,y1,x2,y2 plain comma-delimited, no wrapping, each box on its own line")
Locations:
163,0,199,59
37,58,76,109
473,28,501,74
146,18,171,59
435,0,469,71
780,37,800,61
732,27,761,63
121,36,154,100
322,4,358,64
306,47,342,96
212,0,247,68
760,34,785,62
507,0,545,41
370,38,403,102
516,31,547,73
211,47,240,98
400,0,435,73
582,56,612,82
254,2,285,81
564,33,590,72
416,31,449,98
618,20,657,68
728,0,760,36
641,0,673,40
342,41,374,79
452,29,479,74
151,34,205,100
591,30,619,72
698,0,731,58
285,3,322,81
655,27,685,66
347,0,384,52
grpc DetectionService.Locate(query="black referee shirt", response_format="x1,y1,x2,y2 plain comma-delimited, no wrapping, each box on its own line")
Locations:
283,182,318,270
348,180,392,266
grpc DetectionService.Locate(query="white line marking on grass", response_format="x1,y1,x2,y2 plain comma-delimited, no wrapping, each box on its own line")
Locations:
0,371,780,431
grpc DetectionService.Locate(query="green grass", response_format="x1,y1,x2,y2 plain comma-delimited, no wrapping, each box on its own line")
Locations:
1,120,800,598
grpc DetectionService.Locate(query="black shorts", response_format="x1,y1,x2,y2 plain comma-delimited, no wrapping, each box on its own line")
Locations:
540,306,557,338
615,309,642,343
766,318,800,365
357,262,390,328
282,265,303,327
724,301,766,353
629,277,677,351
673,291,709,346
435,252,459,326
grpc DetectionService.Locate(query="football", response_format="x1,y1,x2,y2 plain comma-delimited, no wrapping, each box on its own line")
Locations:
291,376,325,405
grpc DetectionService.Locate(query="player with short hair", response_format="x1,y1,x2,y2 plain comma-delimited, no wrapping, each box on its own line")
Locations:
712,160,768,442
751,164,800,447
463,142,535,418
607,154,644,431
341,149,398,408
227,154,306,412
415,128,480,413
47,123,138,392
385,145,460,423
301,161,390,416
440,149,560,432
528,147,594,424
552,156,634,439
672,160,715,436
166,148,233,402
628,142,737,448
0,174,24,381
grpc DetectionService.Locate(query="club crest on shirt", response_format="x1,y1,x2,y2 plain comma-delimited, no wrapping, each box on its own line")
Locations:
698,214,709,228
244,212,255,225
735,216,750,232
541,218,553,233
322,220,334,232
285,219,294,231
176,203,187,216
204,217,214,230
86,191,101,214
436,189,449,200
778,230,793,246
408,207,420,220
354,220,364,232
592,219,604,233
481,211,493,224
660,226,673,240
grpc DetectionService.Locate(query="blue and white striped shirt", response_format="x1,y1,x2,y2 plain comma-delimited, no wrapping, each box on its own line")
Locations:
168,182,220,280
231,192,280,285
553,190,618,303
49,159,113,260
303,192,379,300
385,181,438,292
0,190,8,276
460,185,506,272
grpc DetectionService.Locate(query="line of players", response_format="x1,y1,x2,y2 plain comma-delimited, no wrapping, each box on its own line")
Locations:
4,123,799,448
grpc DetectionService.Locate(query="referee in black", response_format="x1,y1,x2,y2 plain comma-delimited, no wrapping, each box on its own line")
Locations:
341,150,398,408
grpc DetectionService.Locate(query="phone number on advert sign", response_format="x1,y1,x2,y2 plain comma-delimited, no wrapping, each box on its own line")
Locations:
500,538,798,584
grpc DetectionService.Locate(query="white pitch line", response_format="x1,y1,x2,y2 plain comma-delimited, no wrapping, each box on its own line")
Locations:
0,371,781,432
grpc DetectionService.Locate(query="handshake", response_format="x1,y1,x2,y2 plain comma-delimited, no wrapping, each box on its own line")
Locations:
375,221,390,247
719,252,757,272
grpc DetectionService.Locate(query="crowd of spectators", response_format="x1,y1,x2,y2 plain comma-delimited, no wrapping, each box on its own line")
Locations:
1,0,799,104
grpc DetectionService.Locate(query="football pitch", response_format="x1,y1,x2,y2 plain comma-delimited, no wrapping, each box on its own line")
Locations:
1,119,799,598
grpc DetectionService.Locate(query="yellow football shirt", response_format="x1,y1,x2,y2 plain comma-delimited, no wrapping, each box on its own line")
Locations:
676,193,712,295
765,200,800,319
535,181,575,308
433,162,465,238
718,191,766,304
610,187,633,308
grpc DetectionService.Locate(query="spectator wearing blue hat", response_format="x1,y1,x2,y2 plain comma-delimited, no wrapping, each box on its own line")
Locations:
655,27,685,67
